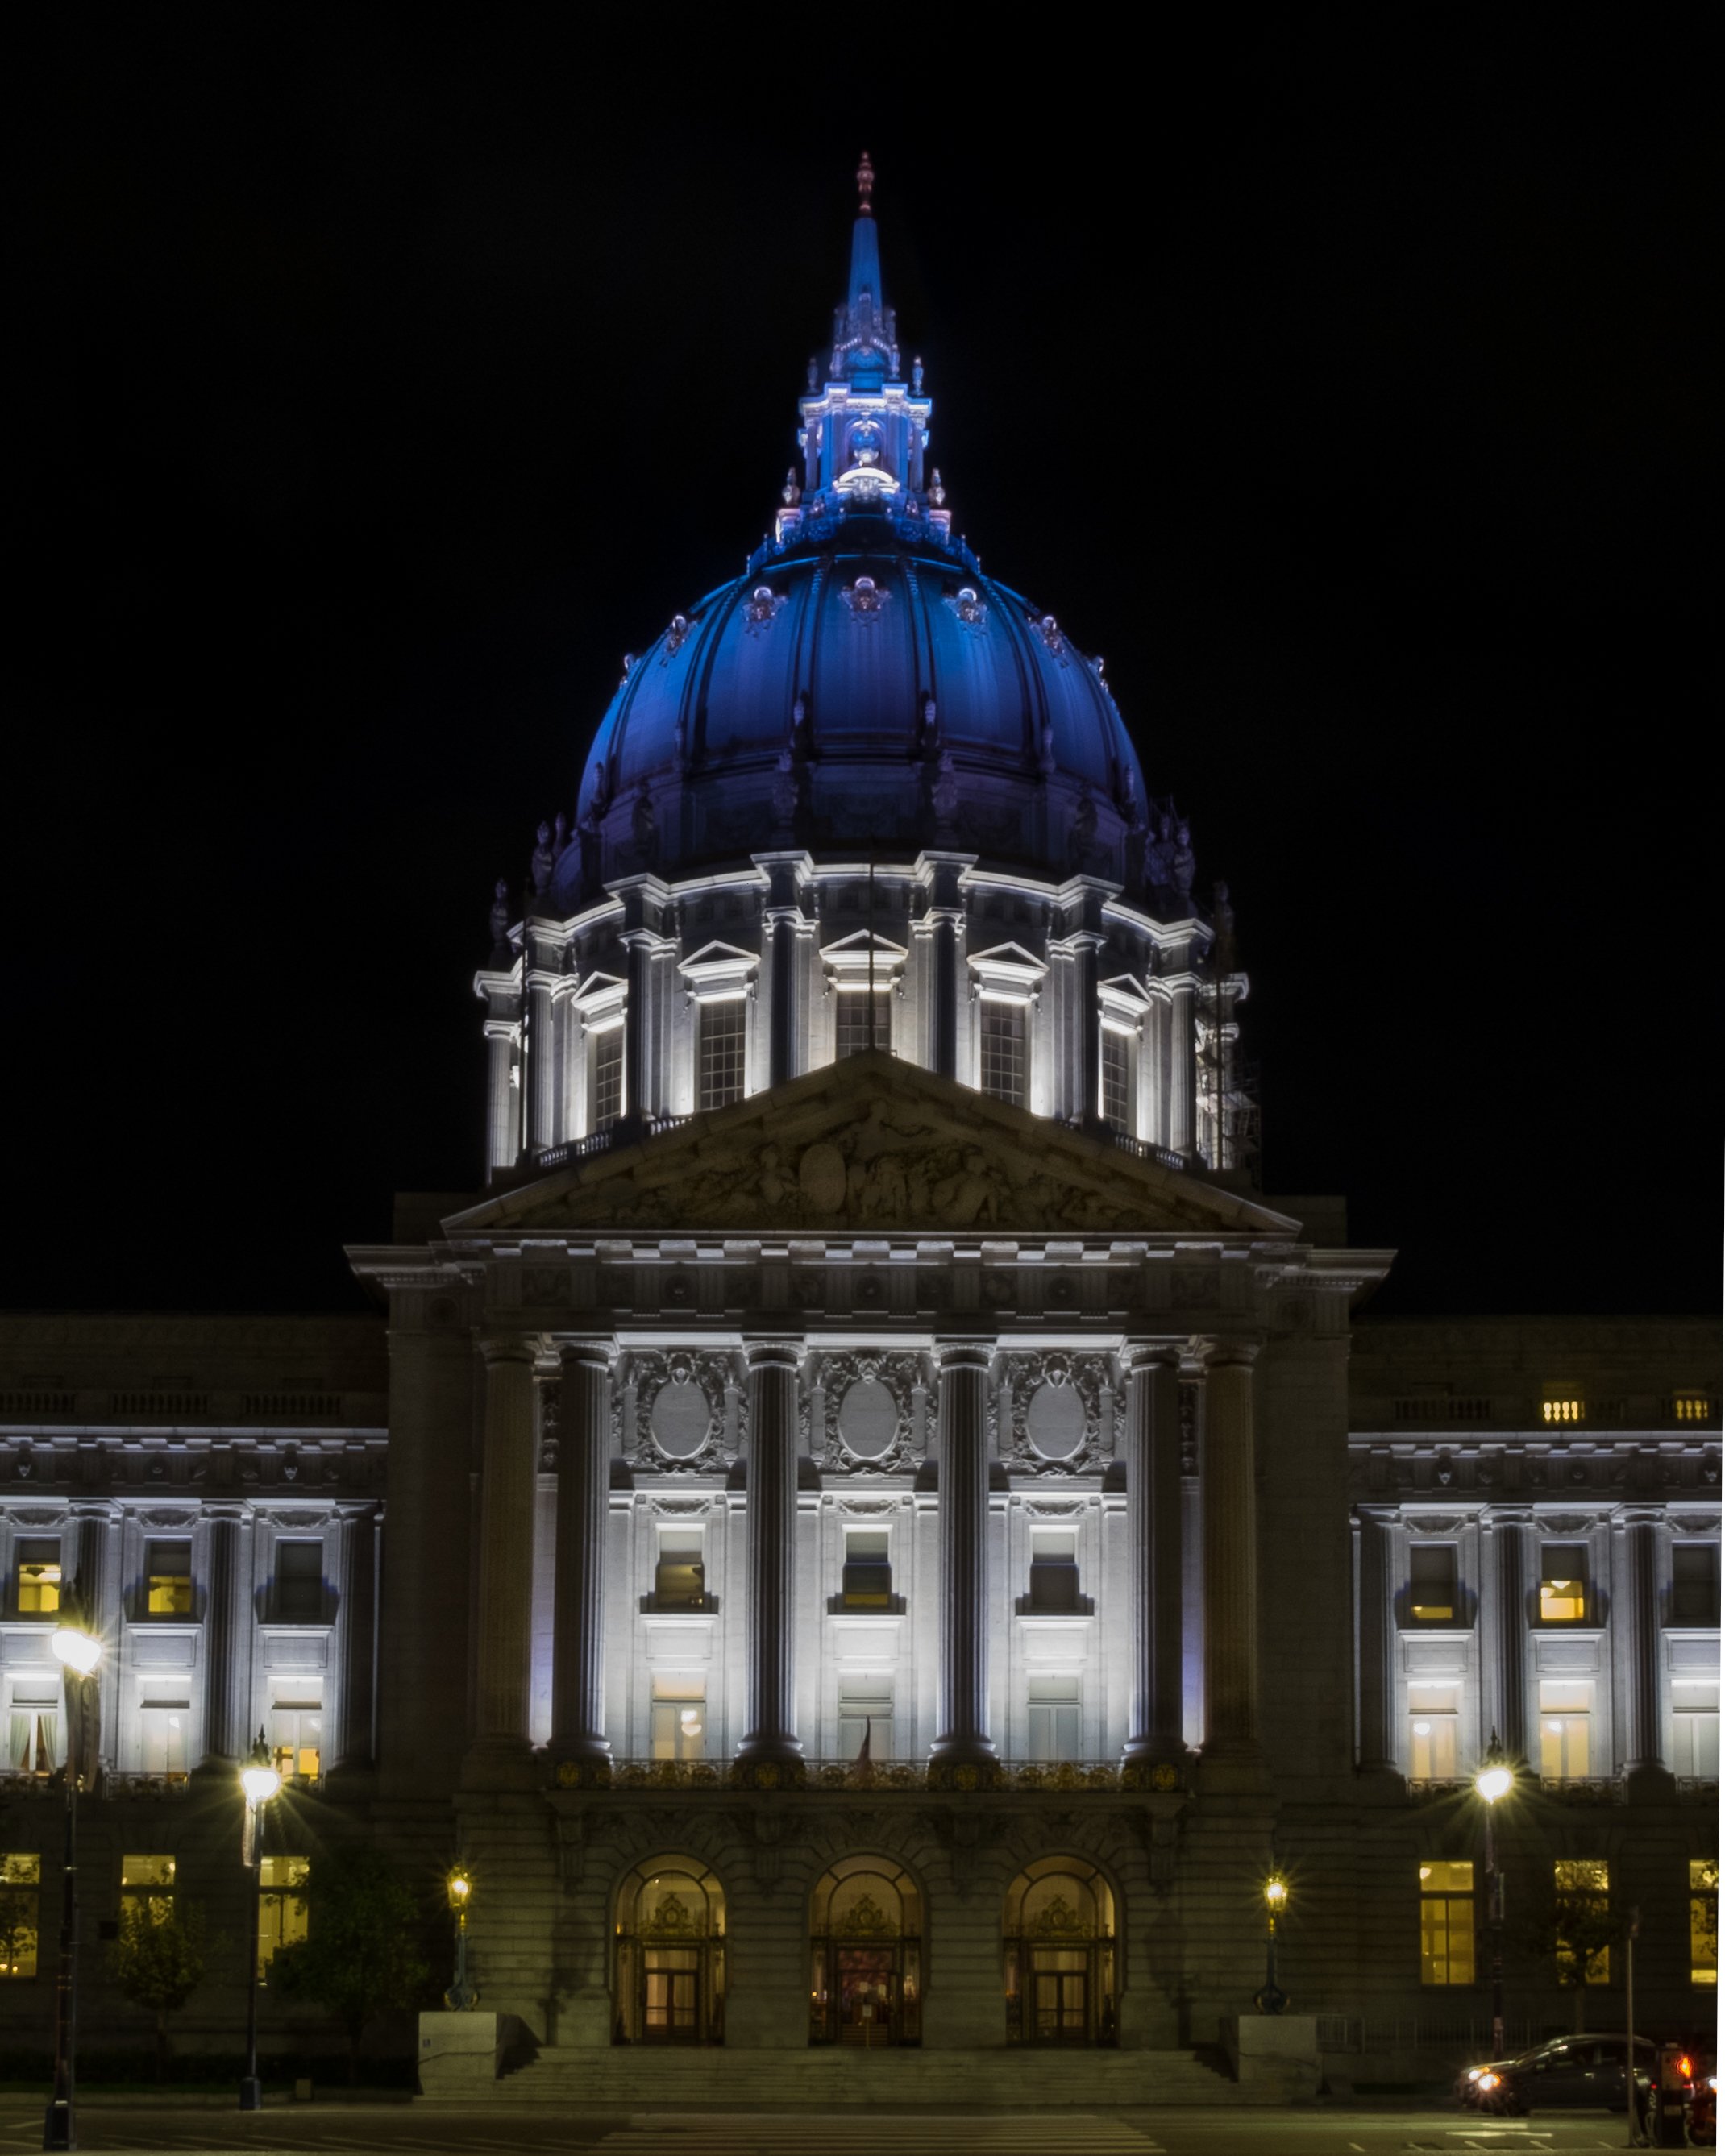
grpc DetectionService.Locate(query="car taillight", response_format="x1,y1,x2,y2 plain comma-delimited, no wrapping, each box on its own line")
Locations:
1679,2055,1694,2079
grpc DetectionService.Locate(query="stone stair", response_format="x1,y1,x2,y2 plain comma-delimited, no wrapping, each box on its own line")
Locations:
474,2045,1245,2107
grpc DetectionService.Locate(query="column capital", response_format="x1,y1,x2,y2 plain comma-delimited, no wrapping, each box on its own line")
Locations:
935,1340,993,1373
557,1338,615,1375
1203,1337,1262,1371
480,1335,534,1368
1122,1340,1184,1374
742,1337,804,1373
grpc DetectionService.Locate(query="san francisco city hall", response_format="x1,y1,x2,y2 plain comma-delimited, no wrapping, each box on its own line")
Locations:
0,164,1717,2102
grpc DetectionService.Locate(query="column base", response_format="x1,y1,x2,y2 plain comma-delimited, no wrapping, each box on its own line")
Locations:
1624,1762,1677,1802
549,1744,613,1791
460,1735,540,1792
1195,1742,1273,1796
1120,1744,1189,1794
926,1739,1002,1791
731,1744,806,1790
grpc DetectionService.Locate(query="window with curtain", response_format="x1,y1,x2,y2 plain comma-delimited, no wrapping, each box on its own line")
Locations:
7,1689,58,1775
1539,1680,1592,1780
1027,1676,1081,1762
1538,1544,1588,1622
838,1678,893,1761
650,1679,706,1761
139,1700,190,1778
1407,1684,1461,1780
1419,1861,1475,1984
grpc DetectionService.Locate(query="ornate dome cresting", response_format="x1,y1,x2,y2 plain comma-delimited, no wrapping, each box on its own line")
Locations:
550,168,1151,907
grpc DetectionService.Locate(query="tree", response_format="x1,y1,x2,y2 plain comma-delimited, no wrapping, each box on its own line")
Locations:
267,1848,430,2082
106,1898,208,2077
1519,1859,1619,2033
0,1866,39,1979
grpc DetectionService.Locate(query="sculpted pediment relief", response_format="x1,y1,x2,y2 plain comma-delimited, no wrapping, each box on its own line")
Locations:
452,1054,1296,1240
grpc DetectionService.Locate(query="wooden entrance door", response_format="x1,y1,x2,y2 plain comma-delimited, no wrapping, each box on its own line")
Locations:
642,1946,700,2041
1030,1947,1090,2043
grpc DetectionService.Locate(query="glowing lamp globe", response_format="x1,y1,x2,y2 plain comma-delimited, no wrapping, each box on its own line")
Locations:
50,1626,101,1677
1474,1762,1513,1804
447,1865,472,1911
1264,1876,1289,1913
240,1757,281,1806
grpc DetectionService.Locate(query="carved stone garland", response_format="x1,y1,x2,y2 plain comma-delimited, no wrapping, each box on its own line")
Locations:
1000,1351,1107,1476
817,1351,924,1474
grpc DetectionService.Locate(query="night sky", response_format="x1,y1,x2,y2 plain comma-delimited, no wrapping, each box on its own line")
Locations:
10,21,1718,1319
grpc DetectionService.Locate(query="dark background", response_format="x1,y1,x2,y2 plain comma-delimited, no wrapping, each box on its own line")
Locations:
9,19,1718,1316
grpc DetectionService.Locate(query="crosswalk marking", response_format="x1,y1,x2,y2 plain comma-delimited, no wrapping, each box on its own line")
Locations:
596,2121,1162,2154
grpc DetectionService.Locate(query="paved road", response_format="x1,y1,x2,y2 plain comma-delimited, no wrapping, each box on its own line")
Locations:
0,2102,1656,2154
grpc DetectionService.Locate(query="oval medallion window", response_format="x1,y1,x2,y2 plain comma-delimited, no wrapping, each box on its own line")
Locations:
838,1379,896,1460
651,1381,712,1460
1025,1381,1084,1461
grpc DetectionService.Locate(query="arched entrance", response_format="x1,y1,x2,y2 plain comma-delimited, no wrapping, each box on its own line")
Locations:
613,1855,726,2044
808,1855,923,2046
1003,1855,1118,2046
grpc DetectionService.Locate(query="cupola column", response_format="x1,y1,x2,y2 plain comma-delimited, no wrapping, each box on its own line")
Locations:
467,1338,538,1784
1121,1345,1184,1766
1200,1343,1262,1772
737,1340,804,1768
931,1341,997,1768
552,1342,614,1763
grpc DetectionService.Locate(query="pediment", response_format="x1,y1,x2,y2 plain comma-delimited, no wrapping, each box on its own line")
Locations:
448,1053,1298,1241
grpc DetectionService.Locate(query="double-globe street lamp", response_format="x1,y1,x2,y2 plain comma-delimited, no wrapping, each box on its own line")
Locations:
44,1583,102,2154
239,1733,283,2112
1474,1735,1515,2063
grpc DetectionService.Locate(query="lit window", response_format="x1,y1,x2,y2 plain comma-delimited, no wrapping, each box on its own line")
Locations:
121,1854,176,1923
1673,1393,1713,1424
654,1528,705,1610
1407,1685,1460,1779
649,1678,705,1761
838,1678,893,1761
0,1853,42,1979
842,1528,892,1610
1099,1026,1132,1129
1539,1544,1589,1622
589,1024,624,1130
139,1699,190,1780
15,1541,60,1616
6,1689,60,1775
275,1541,322,1623
1029,1529,1082,1614
1419,1860,1475,1985
1542,1398,1585,1425
1540,1680,1593,1780
1027,1676,1081,1763
979,999,1027,1107
1672,1546,1720,1626
697,999,747,1110
145,1542,193,1617
1408,1544,1457,1622
1691,1859,1719,1988
258,1855,310,1979
1552,1859,1611,1986
1671,1680,1720,1779
835,988,892,1058
269,1702,322,1783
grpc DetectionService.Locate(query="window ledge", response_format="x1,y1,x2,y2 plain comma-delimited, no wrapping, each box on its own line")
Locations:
825,1600,905,1620
640,1593,719,1614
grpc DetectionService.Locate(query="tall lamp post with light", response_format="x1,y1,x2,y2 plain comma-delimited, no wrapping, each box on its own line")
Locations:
1474,1735,1515,2062
445,1865,476,2011
44,1578,102,2154
239,1733,282,2112
1254,1874,1290,2015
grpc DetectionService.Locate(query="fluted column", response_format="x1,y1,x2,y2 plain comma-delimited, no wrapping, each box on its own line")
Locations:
1202,1344,1261,1761
1168,980,1195,1157
1123,1346,1183,1764
1489,1508,1529,1761
469,1340,538,1777
484,1021,518,1174
330,1502,376,1777
552,1342,613,1762
932,911,960,1078
738,1341,802,1766
1620,1508,1667,1781
201,1505,251,1766
932,1342,996,1765
1355,1509,1396,1772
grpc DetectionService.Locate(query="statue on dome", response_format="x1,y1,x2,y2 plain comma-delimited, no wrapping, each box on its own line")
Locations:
1170,819,1196,908
1145,808,1175,894
632,786,659,867
530,820,555,899
488,879,512,967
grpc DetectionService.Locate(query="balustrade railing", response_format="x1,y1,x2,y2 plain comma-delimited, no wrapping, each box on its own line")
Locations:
555,1755,1170,1793
536,1112,693,1174
1108,1131,1187,1173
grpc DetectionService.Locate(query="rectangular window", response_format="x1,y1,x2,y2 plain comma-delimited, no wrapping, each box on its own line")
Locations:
1408,1544,1457,1622
0,1853,42,1979
1673,1393,1713,1424
835,988,892,1059
1672,1545,1720,1626
1542,1396,1585,1425
589,1024,624,1131
1539,1680,1593,1780
1672,1680,1720,1778
1027,1676,1081,1763
649,1678,705,1762
1553,1858,1610,1985
1407,1684,1461,1780
258,1855,310,1979
139,1700,191,1779
1691,1859,1719,1988
275,1540,323,1622
697,998,747,1110
654,1529,705,1610
1099,1026,1132,1128
121,1854,176,1922
838,1678,893,1761
842,1529,892,1610
1419,1860,1476,1985
1028,1529,1082,1614
1539,1545,1589,1622
6,1689,59,1776
269,1702,323,1784
15,1540,60,1616
979,999,1027,1107
145,1542,193,1617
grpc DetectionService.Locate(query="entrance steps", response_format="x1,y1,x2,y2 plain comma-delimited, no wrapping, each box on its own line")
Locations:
477,2045,1245,2107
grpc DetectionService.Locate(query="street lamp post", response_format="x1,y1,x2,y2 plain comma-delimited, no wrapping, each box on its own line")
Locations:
44,1583,102,2154
1255,1874,1289,2015
239,1732,282,2112
1474,1734,1515,2063
445,1866,476,2011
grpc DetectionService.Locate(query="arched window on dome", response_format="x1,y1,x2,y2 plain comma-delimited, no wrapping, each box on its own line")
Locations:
808,1855,923,2048
613,1855,726,2046
1002,1856,1118,2048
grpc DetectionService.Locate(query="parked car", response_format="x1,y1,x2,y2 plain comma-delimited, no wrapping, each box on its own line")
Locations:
1458,2033,1661,2114
1686,2064,1716,2146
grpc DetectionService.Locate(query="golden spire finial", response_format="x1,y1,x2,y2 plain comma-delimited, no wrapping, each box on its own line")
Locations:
857,150,875,215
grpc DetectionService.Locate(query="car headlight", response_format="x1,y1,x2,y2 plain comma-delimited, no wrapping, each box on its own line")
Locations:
1478,2072,1500,2092
1465,2068,1482,2082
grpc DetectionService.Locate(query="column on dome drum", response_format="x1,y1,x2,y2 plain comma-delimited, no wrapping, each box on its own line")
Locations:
1202,1344,1262,1758
931,1342,996,1764
738,1341,803,1765
552,1342,613,1763
468,1340,536,1773
1121,1346,1184,1764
